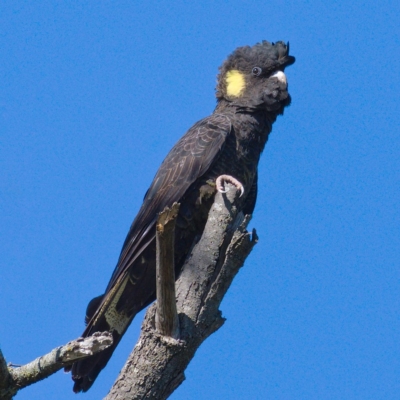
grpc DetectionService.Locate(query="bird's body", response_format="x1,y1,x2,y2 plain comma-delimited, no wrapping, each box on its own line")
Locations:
70,40,295,392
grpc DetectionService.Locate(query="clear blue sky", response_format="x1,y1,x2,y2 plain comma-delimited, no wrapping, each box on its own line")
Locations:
1,1,399,399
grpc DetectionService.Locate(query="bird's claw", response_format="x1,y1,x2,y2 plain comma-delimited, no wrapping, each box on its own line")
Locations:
215,175,244,197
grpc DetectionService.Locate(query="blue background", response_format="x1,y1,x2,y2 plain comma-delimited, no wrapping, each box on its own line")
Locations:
1,1,399,399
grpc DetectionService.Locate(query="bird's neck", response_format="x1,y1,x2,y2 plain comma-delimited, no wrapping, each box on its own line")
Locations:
213,99,275,151
214,98,279,121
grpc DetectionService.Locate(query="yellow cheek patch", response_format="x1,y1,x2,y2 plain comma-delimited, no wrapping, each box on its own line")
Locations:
226,70,245,97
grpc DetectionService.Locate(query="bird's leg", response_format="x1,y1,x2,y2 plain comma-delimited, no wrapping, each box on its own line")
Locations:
215,175,244,197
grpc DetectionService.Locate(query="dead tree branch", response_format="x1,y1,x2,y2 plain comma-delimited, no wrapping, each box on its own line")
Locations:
0,332,113,400
105,184,258,400
1,183,257,400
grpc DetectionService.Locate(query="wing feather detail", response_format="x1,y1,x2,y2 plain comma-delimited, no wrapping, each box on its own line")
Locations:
95,113,231,316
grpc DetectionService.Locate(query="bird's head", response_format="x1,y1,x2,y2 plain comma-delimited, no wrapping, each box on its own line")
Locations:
216,41,295,113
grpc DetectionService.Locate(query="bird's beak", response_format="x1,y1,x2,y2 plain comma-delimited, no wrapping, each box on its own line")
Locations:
270,71,287,87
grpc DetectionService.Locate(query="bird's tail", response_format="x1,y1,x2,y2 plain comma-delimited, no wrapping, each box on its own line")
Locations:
67,275,136,392
70,328,122,393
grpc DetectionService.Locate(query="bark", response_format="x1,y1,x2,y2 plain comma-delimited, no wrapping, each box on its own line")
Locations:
105,185,258,400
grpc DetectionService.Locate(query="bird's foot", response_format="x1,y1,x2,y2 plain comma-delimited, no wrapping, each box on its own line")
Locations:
215,175,244,197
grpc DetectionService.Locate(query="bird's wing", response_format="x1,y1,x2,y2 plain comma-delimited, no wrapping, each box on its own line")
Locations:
92,113,232,318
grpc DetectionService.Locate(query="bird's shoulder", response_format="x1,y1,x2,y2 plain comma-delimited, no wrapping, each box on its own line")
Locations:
110,112,233,287
144,112,232,202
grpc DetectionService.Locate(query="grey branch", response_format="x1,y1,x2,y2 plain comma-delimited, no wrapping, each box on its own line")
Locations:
0,332,113,400
156,202,181,339
105,184,258,400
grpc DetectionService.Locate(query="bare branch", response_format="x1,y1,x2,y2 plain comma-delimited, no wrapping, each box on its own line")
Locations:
105,184,257,400
156,203,180,339
0,332,113,399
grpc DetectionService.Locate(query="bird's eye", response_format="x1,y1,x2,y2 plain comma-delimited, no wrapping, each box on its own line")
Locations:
252,67,262,76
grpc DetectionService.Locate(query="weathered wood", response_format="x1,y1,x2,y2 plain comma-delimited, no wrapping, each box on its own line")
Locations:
0,332,113,400
155,203,180,339
105,184,257,400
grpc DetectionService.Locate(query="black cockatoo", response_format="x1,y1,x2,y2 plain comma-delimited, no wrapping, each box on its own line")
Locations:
69,40,295,392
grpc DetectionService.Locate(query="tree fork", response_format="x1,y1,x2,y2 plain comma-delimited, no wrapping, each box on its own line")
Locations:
105,183,258,400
